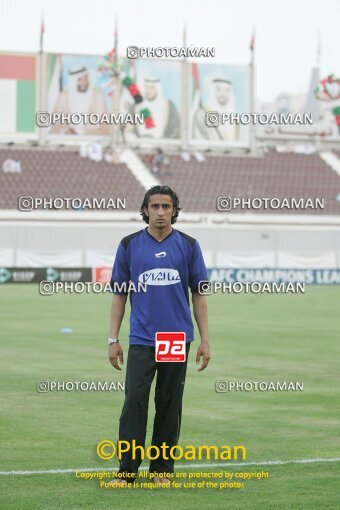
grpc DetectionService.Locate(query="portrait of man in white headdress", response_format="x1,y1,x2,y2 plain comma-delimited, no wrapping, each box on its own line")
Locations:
51,65,110,136
128,78,180,139
193,79,239,141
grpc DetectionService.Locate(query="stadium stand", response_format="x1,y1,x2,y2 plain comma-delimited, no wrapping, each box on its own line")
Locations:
142,151,340,214
0,148,144,211
1,148,340,214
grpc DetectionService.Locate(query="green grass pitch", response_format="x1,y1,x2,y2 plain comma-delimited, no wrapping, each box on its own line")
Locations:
0,284,339,509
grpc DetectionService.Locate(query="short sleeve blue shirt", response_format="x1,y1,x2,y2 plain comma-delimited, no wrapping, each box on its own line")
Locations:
110,227,208,346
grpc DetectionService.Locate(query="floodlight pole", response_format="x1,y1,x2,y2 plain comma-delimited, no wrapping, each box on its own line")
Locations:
181,21,189,150
249,28,257,155
38,14,47,146
249,58,256,154
111,16,121,146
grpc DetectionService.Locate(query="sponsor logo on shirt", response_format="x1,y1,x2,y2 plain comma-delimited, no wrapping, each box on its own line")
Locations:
155,251,166,258
138,268,180,286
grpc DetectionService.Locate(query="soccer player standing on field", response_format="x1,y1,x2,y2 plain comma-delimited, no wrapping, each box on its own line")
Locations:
108,185,210,485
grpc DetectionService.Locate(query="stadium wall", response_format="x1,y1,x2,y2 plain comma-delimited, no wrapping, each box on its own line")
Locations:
1,214,340,270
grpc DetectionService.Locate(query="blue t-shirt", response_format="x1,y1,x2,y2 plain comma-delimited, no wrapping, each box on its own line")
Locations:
110,227,208,346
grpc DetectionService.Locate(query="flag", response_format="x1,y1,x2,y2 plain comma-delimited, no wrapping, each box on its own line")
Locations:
249,28,255,65
316,30,321,67
189,63,201,136
40,13,44,53
191,62,201,107
250,30,255,52
114,17,118,62
183,21,187,49
0,54,36,133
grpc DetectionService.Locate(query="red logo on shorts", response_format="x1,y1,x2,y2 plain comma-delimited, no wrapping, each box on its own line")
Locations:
155,332,186,362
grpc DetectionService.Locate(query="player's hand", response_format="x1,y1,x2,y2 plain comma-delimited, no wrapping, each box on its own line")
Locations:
108,343,124,370
196,342,210,372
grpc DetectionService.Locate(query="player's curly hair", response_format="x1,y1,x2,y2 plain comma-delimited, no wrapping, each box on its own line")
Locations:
140,185,181,224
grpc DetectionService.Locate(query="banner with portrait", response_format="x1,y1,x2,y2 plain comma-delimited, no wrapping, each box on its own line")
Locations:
121,58,181,143
47,53,112,137
189,63,250,147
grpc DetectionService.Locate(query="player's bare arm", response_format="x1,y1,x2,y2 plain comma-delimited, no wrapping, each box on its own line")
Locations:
108,293,127,370
192,292,210,372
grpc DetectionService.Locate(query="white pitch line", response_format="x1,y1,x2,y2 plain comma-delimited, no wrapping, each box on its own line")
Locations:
1,457,340,476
